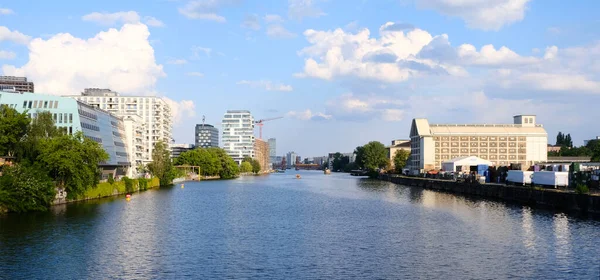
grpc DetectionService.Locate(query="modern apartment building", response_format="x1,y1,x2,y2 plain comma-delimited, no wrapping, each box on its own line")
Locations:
195,124,219,148
67,88,172,165
0,91,130,178
254,139,270,172
170,144,195,158
408,115,548,172
0,76,34,93
221,110,254,164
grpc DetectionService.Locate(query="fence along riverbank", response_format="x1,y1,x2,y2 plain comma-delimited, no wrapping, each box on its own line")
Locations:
380,175,600,215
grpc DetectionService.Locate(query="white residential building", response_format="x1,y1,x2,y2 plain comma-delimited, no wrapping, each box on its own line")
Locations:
221,110,255,164
408,115,548,172
67,88,172,167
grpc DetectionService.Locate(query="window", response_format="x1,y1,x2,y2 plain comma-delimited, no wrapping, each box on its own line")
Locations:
23,101,27,108
28,101,32,108
59,113,63,123
44,101,48,108
53,114,57,122
69,127,73,135
69,114,73,123
33,100,38,108
54,101,58,109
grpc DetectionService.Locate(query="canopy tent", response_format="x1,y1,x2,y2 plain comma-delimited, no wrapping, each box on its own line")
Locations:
442,156,493,172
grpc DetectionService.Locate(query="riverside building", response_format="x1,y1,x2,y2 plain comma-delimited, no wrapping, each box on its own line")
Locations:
195,124,219,148
254,139,270,172
0,91,131,178
408,115,548,172
0,76,34,93
67,88,172,166
221,110,255,164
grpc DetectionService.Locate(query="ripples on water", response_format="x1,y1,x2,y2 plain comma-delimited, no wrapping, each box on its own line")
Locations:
1,171,599,279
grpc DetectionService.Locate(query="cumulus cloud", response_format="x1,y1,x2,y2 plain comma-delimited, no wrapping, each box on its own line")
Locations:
286,109,332,121
178,0,239,22
241,14,260,30
0,50,16,60
264,14,284,23
186,72,204,77
163,97,197,125
266,24,296,39
237,80,293,92
1,23,165,95
288,0,326,20
82,11,141,25
191,46,212,58
296,22,435,82
0,8,14,15
414,0,531,31
0,26,31,44
325,93,405,122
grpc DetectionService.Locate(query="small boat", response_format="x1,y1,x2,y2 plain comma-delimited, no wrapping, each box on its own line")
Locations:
324,169,331,175
276,169,285,173
296,174,301,179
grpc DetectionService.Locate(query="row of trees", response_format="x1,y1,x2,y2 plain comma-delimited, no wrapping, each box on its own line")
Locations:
326,141,410,177
173,147,241,179
0,106,109,212
549,132,600,161
241,156,261,174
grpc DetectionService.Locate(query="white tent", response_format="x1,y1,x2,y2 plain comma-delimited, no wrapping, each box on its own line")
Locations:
442,156,493,172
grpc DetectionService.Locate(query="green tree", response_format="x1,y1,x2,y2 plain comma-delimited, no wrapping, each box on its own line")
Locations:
17,111,60,163
37,132,109,198
354,146,365,169
393,149,410,173
0,163,56,213
251,159,261,174
240,161,253,173
361,141,389,177
209,147,239,179
242,156,253,163
556,132,564,146
587,140,600,162
564,133,573,148
0,105,30,157
148,141,175,186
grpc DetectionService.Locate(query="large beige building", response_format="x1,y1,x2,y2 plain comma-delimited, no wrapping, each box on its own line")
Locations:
253,139,270,172
409,115,547,172
387,139,411,168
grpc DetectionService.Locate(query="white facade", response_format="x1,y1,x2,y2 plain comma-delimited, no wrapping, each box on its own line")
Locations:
67,88,172,166
221,110,254,164
409,115,548,172
122,114,145,171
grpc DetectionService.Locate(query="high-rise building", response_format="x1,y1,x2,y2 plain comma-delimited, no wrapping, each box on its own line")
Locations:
195,124,219,148
286,152,297,168
0,91,130,178
268,138,276,166
254,139,270,172
170,144,195,158
221,110,254,164
67,88,172,165
0,76,34,93
409,115,547,172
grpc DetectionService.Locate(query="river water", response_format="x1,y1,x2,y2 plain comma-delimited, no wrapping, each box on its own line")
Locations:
1,171,599,279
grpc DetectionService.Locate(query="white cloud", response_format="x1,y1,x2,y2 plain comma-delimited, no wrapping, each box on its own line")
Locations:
381,109,404,122
296,23,435,82
325,93,405,121
288,0,326,20
264,14,284,23
241,14,260,30
82,11,141,25
186,72,204,77
266,24,296,39
163,97,197,125
0,50,16,60
0,26,31,44
144,16,165,27
237,80,293,92
191,46,212,58
167,58,188,65
547,27,561,34
0,8,14,15
414,0,531,31
286,109,332,120
1,23,165,95
178,0,236,22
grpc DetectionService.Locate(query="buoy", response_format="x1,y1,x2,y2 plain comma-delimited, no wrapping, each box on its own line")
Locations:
126,197,131,201
296,174,301,179
181,184,184,188
126,194,131,199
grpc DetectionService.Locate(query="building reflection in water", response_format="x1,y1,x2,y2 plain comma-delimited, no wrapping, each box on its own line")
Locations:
521,207,537,253
553,213,572,270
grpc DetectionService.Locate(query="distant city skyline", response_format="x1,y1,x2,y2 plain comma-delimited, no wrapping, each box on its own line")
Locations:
2,1,599,155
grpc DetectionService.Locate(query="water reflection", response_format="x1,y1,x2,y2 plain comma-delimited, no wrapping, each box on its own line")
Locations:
521,207,537,252
553,213,572,271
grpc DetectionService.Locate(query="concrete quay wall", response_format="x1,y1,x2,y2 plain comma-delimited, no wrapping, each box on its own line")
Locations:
380,175,600,215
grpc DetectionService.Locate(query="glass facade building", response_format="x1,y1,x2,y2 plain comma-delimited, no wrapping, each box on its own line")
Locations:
195,124,219,148
0,91,130,176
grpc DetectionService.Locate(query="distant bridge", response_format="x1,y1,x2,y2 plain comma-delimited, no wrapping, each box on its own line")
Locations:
294,164,321,170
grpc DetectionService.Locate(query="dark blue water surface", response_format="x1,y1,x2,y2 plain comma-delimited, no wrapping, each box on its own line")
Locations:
1,171,600,279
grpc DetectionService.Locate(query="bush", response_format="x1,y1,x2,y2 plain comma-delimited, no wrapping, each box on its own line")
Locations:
0,164,56,213
123,177,134,193
138,178,148,191
108,173,115,185
575,184,589,194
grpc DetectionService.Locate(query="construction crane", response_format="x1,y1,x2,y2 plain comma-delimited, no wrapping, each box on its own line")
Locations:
255,116,283,139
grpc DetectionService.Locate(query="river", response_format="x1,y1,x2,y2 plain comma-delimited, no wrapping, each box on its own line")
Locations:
1,171,599,279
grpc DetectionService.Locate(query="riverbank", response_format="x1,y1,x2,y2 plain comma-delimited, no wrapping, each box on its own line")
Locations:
53,177,160,205
380,175,600,215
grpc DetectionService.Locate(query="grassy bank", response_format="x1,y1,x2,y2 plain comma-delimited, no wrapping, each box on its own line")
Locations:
76,177,160,201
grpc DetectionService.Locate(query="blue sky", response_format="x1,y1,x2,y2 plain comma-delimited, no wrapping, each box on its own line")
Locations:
2,0,600,157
